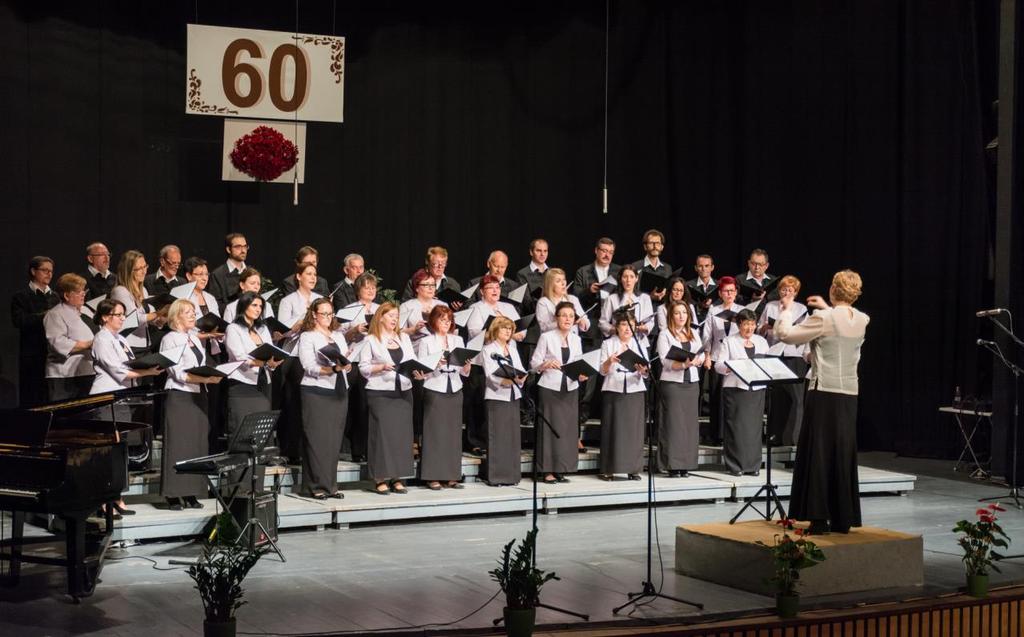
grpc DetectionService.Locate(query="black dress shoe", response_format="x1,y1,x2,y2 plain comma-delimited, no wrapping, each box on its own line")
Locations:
166,497,183,511
185,496,204,509
555,474,570,483
727,470,743,477
329,491,345,499
678,470,689,477
628,473,642,481
112,502,135,515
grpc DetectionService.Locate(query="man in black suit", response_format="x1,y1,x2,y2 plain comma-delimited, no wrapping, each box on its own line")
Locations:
468,250,516,301
330,253,364,308
143,244,184,297
630,228,672,303
11,256,60,406
573,237,621,344
401,246,461,305
82,242,116,301
279,245,330,296
515,238,549,295
208,232,250,307
687,253,718,320
735,248,777,310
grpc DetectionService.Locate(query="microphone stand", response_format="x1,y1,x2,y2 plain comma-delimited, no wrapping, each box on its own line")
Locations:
977,320,1023,508
490,351,589,624
614,317,703,614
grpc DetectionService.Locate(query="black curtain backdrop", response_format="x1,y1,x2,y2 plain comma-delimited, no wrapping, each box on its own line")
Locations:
0,0,1001,458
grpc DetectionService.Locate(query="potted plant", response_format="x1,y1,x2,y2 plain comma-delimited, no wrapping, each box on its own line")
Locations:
953,503,1009,597
488,528,559,637
187,538,265,637
757,519,826,618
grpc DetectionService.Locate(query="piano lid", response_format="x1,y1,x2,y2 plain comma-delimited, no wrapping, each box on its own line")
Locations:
0,409,53,447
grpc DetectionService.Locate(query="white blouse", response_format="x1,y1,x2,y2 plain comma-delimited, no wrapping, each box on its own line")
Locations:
110,285,152,350
466,300,520,340
599,336,648,394
775,305,870,396
224,322,273,385
358,332,417,392
90,328,135,394
338,301,379,362
656,302,700,333
222,297,275,324
714,333,770,391
399,297,445,342
757,300,810,358
44,303,95,378
535,295,589,335
529,329,584,392
415,332,469,394
161,329,206,393
701,302,742,361
599,292,654,338
297,329,350,391
656,330,704,384
482,340,526,402
277,290,323,351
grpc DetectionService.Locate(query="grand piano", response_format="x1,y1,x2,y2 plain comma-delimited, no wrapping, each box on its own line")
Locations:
0,390,150,601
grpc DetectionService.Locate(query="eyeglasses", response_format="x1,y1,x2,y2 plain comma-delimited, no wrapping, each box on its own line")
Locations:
89,252,110,258
230,244,249,250
749,261,768,268
110,312,125,317
162,259,181,267
35,268,54,274
418,282,437,288
315,311,333,317
644,240,663,246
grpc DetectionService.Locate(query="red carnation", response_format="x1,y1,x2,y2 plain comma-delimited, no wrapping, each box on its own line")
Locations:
230,126,299,182
976,508,990,516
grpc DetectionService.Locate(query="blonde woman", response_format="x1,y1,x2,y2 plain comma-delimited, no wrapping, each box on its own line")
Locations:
160,299,222,511
358,302,417,494
534,268,589,335
110,249,164,353
775,270,869,535
43,273,95,400
481,316,527,486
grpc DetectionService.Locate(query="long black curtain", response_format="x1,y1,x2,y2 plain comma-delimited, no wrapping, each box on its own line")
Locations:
0,0,999,458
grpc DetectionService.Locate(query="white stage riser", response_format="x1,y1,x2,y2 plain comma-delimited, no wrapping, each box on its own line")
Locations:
107,467,915,543
127,445,798,496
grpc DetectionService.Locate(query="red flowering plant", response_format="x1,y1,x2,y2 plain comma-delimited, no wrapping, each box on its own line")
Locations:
953,504,1010,576
756,518,826,597
229,126,299,182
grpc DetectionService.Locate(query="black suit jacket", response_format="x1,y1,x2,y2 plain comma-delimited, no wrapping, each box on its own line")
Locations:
734,272,778,307
401,275,461,302
83,270,116,301
208,263,243,307
330,279,358,308
515,266,547,343
686,277,719,319
11,286,60,406
143,272,186,297
572,262,621,342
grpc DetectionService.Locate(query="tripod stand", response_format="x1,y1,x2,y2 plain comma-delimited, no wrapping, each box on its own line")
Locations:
490,355,589,625
730,421,786,524
232,411,285,562
614,328,703,615
978,312,1023,508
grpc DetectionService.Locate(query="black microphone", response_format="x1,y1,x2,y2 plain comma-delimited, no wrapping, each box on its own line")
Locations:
491,352,512,363
976,308,1006,318
977,338,997,347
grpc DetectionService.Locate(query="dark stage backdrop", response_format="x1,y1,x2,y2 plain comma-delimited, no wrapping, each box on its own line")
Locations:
0,0,1000,458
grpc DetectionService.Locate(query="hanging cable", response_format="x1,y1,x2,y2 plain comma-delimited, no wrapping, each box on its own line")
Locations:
293,0,300,205
602,0,610,214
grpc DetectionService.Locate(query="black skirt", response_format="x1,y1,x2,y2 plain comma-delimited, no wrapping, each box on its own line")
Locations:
766,357,809,446
599,392,645,475
300,386,347,495
420,390,463,481
788,390,861,532
721,387,765,474
486,399,522,484
657,382,699,471
366,388,414,481
161,390,209,498
536,387,579,474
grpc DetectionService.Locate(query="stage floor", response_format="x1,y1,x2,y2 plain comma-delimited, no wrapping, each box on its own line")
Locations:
1,452,1022,636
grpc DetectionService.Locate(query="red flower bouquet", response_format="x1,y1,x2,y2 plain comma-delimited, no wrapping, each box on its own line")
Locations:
229,126,299,182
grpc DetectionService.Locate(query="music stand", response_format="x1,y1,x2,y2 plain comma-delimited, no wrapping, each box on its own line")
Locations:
230,411,285,562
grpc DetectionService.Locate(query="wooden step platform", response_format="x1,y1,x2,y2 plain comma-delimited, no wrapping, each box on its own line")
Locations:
107,465,916,542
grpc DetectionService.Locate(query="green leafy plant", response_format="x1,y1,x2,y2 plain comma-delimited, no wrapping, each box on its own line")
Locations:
367,268,398,305
757,519,826,596
187,541,264,623
953,504,1010,576
488,528,559,610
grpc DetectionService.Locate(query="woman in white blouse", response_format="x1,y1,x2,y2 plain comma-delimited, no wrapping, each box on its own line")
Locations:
535,268,589,335
160,299,222,511
222,267,276,325
466,275,522,341
89,298,162,518
655,301,704,477
400,269,444,343
598,309,649,480
656,277,699,334
774,270,869,535
338,272,380,464
715,309,769,476
276,262,323,462
297,298,351,499
481,316,527,486
358,302,417,495
599,265,653,341
109,250,165,354
414,305,471,490
223,293,281,440
530,301,587,483
43,273,95,400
